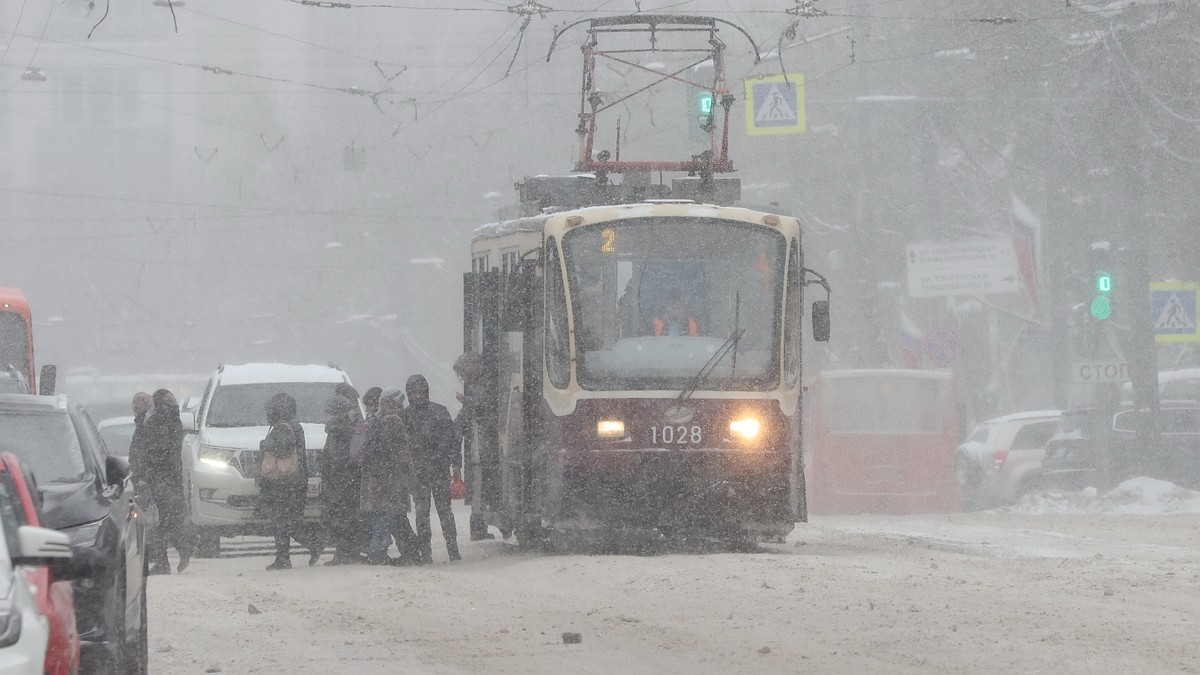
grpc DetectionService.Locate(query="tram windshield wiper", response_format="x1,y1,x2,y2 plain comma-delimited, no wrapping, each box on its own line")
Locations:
676,328,745,405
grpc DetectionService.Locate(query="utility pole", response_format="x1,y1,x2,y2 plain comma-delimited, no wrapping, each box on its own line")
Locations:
1114,35,1161,459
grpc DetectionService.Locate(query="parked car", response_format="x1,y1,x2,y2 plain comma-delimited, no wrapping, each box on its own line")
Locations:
1120,368,1200,404
0,394,148,675
1042,401,1200,492
955,410,1062,509
0,525,67,674
185,363,357,555
0,455,103,674
0,452,81,675
96,417,136,458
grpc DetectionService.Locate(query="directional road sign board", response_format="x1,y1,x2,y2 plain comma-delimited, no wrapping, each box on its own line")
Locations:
1151,282,1200,343
906,238,1020,298
744,74,806,136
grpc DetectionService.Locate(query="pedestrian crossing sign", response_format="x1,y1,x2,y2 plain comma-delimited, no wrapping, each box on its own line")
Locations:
1151,282,1200,343
744,74,806,136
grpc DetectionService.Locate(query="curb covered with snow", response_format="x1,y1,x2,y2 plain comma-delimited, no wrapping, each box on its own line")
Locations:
1005,477,1200,515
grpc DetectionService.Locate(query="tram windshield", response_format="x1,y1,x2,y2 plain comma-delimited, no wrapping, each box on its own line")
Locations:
562,217,786,391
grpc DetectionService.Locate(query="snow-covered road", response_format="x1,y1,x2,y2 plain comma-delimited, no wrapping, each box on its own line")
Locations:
148,506,1200,674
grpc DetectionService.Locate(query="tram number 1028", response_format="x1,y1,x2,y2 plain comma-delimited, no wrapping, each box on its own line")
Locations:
652,425,703,445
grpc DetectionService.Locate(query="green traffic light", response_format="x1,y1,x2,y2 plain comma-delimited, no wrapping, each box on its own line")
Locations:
1090,295,1112,320
698,92,713,115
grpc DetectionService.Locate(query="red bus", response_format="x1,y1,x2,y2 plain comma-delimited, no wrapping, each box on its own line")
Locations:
805,369,960,514
0,288,37,394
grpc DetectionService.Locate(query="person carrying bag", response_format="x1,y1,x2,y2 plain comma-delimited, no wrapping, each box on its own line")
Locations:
257,393,314,570
260,423,301,481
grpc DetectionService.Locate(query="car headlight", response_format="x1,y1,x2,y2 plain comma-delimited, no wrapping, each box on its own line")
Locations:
0,593,22,649
60,520,105,591
63,519,103,549
728,416,762,442
199,446,236,468
596,420,626,439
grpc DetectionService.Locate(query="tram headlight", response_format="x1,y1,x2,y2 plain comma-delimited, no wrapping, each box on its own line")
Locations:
596,419,626,439
728,416,762,442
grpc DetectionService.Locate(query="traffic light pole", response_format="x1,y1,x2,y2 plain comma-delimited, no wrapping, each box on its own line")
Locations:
1120,107,1161,463
1123,225,1161,459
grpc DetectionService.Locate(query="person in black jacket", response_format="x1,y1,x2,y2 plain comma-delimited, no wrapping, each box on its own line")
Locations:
320,393,366,565
403,374,460,563
127,392,152,473
139,389,196,575
258,392,312,571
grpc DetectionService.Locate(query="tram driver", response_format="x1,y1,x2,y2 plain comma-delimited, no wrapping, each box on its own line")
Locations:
652,290,700,337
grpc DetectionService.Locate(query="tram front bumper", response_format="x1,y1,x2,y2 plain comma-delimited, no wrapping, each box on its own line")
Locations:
554,448,794,537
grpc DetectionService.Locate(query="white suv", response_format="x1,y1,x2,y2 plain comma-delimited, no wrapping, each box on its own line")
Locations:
184,363,356,544
955,410,1062,510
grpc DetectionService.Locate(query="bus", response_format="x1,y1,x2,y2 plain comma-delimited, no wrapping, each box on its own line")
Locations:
0,288,38,394
464,201,830,547
805,369,960,514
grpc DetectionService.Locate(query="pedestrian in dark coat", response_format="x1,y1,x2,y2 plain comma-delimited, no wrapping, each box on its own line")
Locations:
362,386,383,418
321,394,366,565
140,389,196,575
127,392,152,479
258,392,311,571
360,387,417,564
404,374,461,563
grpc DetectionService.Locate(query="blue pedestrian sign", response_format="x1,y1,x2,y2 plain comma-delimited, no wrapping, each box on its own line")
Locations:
1151,282,1200,343
744,74,806,136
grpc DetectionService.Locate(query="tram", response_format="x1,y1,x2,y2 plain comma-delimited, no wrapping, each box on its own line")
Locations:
460,15,830,546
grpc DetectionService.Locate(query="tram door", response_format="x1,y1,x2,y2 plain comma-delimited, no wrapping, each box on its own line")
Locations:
463,262,542,534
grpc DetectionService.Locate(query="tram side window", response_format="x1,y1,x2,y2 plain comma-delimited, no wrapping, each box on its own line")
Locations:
545,238,571,389
501,248,520,274
783,241,802,389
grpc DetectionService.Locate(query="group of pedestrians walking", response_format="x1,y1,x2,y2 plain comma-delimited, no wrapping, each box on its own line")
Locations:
255,373,465,571
128,370,474,574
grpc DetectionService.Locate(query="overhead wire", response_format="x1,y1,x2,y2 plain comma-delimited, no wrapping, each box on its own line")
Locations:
178,5,408,69
0,0,30,69
0,0,52,92
0,28,408,101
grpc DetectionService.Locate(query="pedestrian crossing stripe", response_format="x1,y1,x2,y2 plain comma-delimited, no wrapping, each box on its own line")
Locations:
1151,283,1200,343
744,74,806,136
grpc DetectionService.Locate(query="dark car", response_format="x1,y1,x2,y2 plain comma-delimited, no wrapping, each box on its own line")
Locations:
1041,401,1200,492
0,394,148,674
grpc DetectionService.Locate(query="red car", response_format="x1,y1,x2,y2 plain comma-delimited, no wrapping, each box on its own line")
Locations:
0,452,80,675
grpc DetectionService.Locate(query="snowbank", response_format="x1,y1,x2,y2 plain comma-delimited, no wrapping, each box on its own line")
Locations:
1006,477,1200,515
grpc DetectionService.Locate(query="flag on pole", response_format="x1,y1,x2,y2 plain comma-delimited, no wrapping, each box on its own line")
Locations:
900,310,924,369
1010,192,1042,313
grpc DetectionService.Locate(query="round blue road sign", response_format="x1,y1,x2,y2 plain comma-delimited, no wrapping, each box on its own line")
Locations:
923,326,961,367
